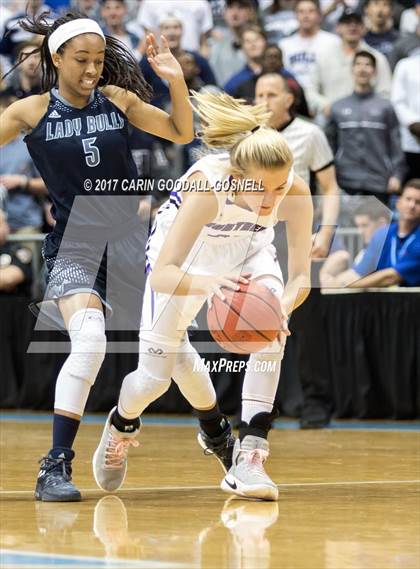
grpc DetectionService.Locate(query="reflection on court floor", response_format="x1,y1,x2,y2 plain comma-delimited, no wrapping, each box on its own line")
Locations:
0,416,419,569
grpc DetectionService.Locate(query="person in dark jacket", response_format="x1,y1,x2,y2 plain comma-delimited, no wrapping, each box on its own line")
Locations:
327,50,405,206
233,44,310,117
363,0,400,62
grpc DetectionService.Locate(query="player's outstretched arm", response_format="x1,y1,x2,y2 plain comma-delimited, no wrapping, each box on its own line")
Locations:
122,34,193,144
278,175,313,314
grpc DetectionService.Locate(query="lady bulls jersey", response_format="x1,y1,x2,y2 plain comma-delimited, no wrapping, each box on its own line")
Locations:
25,88,143,239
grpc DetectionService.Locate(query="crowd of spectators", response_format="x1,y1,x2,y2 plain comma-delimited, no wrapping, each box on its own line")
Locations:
0,0,419,427
1,0,419,224
0,0,418,291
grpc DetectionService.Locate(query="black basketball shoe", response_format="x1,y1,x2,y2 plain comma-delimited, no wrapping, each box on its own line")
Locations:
197,418,236,473
35,449,81,502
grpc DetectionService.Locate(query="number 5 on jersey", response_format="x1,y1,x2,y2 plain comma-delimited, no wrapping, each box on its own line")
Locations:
82,137,100,167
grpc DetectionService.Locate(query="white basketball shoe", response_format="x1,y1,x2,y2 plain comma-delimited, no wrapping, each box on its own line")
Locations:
221,436,279,501
93,407,140,492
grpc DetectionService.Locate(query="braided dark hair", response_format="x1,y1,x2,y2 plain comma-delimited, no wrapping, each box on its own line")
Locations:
5,11,152,101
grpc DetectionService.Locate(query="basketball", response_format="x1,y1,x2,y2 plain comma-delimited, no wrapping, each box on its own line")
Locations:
207,280,282,354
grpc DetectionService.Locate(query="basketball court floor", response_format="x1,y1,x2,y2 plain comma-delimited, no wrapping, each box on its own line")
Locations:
0,414,419,569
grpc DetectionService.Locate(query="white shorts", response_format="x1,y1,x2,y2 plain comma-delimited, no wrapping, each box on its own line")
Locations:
141,242,284,347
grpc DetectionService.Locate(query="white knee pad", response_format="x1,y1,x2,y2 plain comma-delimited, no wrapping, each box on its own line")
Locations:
117,332,179,418
172,338,216,410
67,308,107,386
118,368,172,418
138,331,181,379
55,308,106,415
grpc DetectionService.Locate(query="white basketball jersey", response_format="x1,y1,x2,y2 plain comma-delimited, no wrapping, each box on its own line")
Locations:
146,152,294,274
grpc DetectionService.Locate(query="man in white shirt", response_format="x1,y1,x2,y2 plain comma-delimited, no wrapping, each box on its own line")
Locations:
391,53,420,180
399,2,420,35
137,0,213,54
255,72,339,257
255,72,341,429
280,0,341,88
305,9,392,119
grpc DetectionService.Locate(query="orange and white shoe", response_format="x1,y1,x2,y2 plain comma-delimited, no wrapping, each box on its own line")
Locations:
92,407,140,492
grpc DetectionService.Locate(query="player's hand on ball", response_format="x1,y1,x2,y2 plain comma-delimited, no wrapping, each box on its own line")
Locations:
205,274,249,307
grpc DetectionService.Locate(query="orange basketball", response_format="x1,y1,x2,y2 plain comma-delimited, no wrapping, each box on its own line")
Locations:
207,280,282,354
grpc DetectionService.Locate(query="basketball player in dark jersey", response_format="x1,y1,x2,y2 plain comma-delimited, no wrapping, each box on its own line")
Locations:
0,12,193,501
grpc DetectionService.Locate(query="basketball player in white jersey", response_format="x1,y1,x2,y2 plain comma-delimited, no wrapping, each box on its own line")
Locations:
93,91,313,501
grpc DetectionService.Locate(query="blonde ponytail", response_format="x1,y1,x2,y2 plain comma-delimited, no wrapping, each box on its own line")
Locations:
191,90,293,174
191,90,270,148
